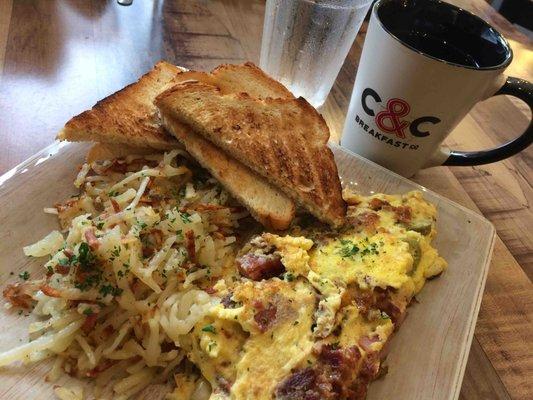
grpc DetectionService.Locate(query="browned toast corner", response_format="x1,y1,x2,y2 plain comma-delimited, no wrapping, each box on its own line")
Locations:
155,81,346,226
57,61,183,150
211,62,294,99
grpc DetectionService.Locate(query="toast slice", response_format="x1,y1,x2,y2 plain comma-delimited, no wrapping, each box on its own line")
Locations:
155,82,346,226
161,114,295,230
57,61,184,150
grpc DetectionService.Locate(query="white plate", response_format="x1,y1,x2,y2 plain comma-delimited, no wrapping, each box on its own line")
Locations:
0,141,495,399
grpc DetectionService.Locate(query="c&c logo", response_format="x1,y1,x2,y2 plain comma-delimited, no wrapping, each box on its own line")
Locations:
361,88,441,138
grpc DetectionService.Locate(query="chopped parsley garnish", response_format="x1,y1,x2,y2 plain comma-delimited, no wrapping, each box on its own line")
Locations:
77,242,95,268
284,272,295,282
138,221,147,230
58,258,70,266
180,212,192,224
338,239,360,258
110,246,121,260
108,190,119,197
201,324,216,333
96,222,105,230
74,272,101,291
361,242,380,256
19,271,30,280
83,308,93,315
99,284,123,297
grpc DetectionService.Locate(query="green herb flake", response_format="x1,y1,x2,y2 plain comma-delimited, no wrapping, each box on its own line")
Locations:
78,242,95,269
338,239,360,259
99,284,123,297
19,271,30,281
201,324,216,334
284,272,295,282
180,212,192,224
58,258,70,266
83,308,93,315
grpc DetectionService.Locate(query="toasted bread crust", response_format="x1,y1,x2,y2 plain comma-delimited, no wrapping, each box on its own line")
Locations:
57,61,184,150
155,82,346,226
211,62,294,98
160,114,295,230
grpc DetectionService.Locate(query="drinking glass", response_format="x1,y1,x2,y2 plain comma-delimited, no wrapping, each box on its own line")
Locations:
260,0,373,108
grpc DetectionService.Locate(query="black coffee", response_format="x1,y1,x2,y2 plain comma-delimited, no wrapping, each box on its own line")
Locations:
391,30,480,67
377,0,511,69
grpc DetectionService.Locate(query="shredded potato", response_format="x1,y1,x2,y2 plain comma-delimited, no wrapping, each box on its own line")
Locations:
0,151,247,399
23,230,65,257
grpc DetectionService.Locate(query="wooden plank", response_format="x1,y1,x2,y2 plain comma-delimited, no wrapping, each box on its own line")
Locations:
416,167,533,400
445,115,533,279
460,338,512,400
0,0,13,77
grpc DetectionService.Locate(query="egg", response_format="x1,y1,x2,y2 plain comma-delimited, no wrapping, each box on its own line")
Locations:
178,190,447,399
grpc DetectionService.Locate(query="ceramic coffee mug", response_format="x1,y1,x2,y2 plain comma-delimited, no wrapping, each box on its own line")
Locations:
341,0,533,177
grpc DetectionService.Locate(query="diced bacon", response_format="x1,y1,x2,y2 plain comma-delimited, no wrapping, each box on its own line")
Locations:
84,230,100,250
110,198,121,213
393,205,412,224
55,264,70,275
236,253,284,281
350,212,380,231
204,286,216,295
318,344,361,372
40,284,62,298
142,247,155,258
185,230,196,263
81,313,99,334
253,302,277,333
150,229,163,249
102,325,115,339
275,368,322,400
129,278,144,295
188,203,227,212
221,293,237,309
3,283,34,308
63,249,74,259
374,289,404,326
352,290,374,316
369,198,390,211
358,335,381,352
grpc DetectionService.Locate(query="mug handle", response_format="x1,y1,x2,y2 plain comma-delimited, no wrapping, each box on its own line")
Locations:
442,77,533,166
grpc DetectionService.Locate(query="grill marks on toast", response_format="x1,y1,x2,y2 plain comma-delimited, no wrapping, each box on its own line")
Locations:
155,83,346,226
58,60,346,228
160,114,295,230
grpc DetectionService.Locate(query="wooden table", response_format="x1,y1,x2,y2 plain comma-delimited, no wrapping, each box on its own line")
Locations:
0,1,531,399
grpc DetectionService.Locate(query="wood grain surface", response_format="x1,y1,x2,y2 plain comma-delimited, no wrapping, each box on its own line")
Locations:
0,0,531,399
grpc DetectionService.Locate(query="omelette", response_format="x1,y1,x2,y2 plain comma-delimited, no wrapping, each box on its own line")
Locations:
168,189,447,399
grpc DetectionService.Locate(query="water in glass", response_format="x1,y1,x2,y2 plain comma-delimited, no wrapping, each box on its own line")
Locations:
260,0,372,108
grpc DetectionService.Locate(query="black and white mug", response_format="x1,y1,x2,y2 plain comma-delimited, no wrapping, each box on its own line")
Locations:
341,0,533,177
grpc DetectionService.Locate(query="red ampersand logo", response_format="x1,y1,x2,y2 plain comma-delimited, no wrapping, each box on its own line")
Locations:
375,98,411,139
